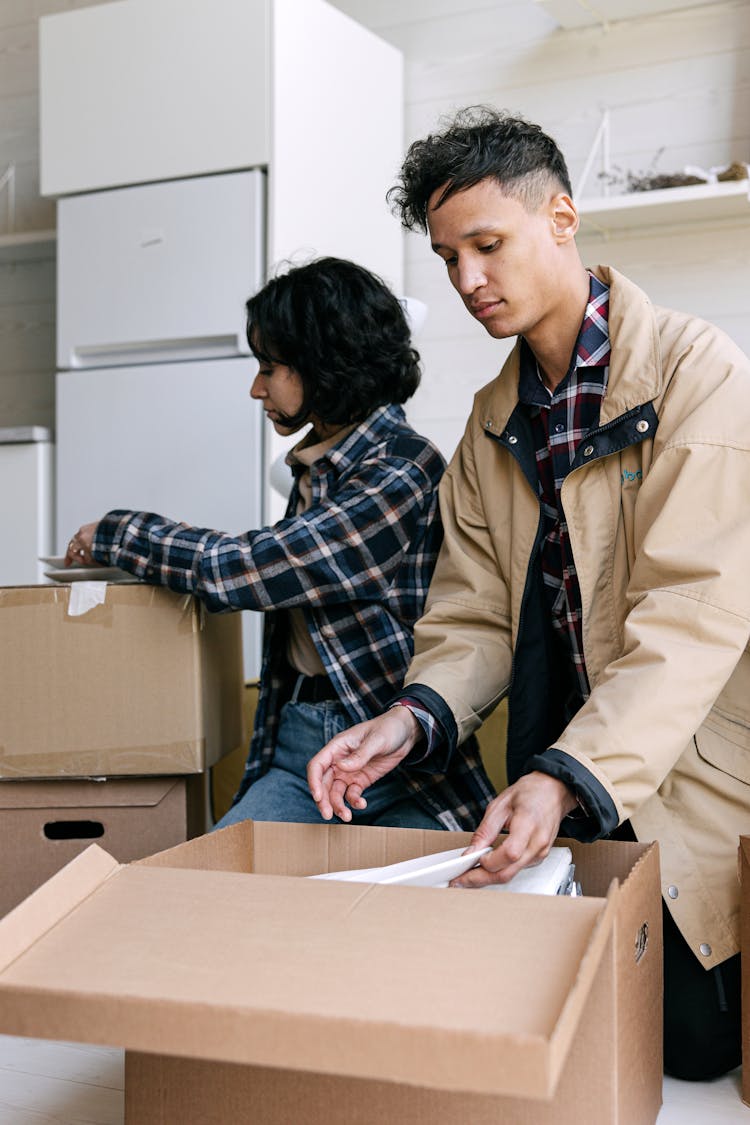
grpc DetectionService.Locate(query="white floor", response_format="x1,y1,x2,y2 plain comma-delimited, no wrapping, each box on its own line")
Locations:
0,1036,746,1123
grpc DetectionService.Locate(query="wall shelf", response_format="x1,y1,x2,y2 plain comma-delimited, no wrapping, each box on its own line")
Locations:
0,230,56,263
577,179,750,237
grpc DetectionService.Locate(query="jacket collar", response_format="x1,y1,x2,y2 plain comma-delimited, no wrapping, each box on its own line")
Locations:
480,265,664,435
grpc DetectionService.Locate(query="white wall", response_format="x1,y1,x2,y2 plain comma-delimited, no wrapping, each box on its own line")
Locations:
0,0,112,432
333,0,750,460
3,0,748,461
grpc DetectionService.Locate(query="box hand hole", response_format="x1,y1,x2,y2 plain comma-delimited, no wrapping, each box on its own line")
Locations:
43,820,105,841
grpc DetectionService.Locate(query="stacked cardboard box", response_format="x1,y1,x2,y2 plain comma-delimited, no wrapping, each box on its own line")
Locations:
0,584,244,913
0,821,663,1123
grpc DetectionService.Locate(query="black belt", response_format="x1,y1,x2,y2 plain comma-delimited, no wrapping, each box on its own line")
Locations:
289,672,338,704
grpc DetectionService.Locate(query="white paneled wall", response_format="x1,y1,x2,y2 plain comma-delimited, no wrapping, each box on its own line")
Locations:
0,0,112,431
2,0,748,457
333,0,750,460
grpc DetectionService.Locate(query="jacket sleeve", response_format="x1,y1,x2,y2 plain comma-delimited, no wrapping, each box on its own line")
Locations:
546,436,750,837
544,362,750,838
402,406,514,765
92,452,438,614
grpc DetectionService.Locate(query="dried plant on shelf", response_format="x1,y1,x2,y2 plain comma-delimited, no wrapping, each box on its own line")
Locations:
716,161,749,182
598,148,705,194
598,150,749,194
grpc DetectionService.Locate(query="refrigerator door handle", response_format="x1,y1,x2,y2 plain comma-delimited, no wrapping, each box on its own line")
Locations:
68,333,248,369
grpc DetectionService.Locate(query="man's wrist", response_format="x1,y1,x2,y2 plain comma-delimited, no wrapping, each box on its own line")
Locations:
388,701,424,750
529,770,578,817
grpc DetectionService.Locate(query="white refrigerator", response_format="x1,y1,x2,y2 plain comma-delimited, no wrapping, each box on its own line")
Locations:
55,170,266,678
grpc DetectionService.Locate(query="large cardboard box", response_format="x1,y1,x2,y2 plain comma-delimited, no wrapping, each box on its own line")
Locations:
0,584,244,777
0,775,207,916
0,822,662,1123
740,835,750,1106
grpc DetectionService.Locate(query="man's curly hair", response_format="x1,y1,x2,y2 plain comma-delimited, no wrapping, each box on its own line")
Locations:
246,257,421,429
387,106,573,232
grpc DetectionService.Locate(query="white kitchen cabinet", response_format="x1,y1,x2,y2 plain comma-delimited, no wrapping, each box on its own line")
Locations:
38,0,404,294
56,171,265,369
0,428,54,586
40,0,269,196
40,0,404,549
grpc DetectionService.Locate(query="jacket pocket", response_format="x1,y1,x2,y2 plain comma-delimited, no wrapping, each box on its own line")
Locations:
695,712,750,785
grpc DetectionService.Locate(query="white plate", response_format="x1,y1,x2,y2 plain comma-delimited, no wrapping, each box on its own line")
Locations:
311,846,492,889
482,847,574,896
38,554,68,567
43,566,136,584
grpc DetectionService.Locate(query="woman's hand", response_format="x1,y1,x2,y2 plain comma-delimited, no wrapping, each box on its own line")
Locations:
64,523,101,567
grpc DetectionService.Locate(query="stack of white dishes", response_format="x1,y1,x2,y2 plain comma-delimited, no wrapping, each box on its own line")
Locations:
39,555,137,584
310,845,577,895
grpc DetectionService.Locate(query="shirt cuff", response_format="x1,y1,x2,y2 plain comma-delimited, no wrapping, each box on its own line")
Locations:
91,511,125,565
389,698,440,760
388,683,456,771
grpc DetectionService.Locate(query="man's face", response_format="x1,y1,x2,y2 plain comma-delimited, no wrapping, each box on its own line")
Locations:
427,177,569,341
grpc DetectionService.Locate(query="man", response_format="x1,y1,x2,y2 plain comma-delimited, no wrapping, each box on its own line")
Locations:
307,108,750,1080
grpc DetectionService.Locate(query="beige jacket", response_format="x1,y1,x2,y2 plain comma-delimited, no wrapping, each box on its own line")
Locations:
406,266,750,965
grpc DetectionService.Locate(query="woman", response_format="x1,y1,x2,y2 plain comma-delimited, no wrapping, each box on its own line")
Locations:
65,257,448,830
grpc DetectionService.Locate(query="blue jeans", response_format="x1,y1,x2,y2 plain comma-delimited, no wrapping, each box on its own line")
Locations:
215,700,445,830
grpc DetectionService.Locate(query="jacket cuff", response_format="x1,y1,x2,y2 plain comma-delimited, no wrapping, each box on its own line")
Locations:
526,748,619,841
391,683,457,772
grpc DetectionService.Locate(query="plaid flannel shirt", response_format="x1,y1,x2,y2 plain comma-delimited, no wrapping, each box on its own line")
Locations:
521,272,611,710
399,275,611,820
92,404,449,807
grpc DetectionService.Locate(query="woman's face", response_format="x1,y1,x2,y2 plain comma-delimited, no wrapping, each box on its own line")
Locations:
250,360,307,436
250,357,340,440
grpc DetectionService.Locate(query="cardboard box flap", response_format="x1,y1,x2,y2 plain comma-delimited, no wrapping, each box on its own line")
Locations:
0,856,613,1099
136,819,258,873
0,845,119,972
547,879,618,1079
137,820,469,878
0,778,182,812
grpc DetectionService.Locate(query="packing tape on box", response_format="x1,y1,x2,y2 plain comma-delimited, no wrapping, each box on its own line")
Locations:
67,582,108,617
0,739,207,778
0,587,69,608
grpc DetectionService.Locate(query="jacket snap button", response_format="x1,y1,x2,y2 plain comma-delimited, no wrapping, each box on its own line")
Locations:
508,435,518,445
636,419,649,433
699,942,712,957
667,885,678,899
583,444,594,457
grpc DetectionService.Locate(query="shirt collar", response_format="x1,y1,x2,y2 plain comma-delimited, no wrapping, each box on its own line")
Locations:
286,403,408,476
518,272,611,405
286,423,358,470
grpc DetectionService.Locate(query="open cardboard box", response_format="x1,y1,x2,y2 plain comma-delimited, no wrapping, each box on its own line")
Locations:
0,775,207,916
0,584,243,777
0,821,662,1124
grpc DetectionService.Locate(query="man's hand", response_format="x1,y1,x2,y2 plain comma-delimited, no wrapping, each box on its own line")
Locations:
452,771,577,887
64,522,101,567
307,706,423,821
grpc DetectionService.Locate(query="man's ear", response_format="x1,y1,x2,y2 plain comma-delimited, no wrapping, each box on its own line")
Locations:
550,193,579,242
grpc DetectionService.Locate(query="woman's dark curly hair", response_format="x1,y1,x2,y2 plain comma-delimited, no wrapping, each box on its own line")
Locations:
388,106,573,233
245,257,421,429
